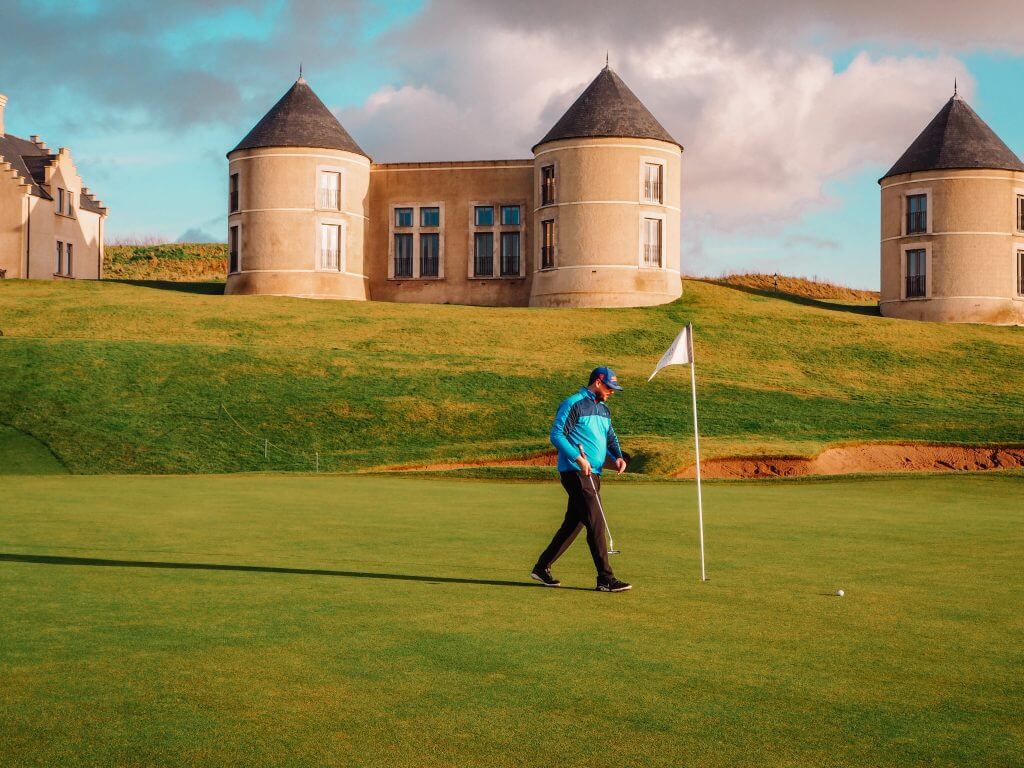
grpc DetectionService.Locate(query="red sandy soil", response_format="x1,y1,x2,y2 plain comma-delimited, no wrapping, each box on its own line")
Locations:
676,444,1024,480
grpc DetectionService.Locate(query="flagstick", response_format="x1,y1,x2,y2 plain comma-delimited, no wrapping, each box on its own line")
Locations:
688,324,707,582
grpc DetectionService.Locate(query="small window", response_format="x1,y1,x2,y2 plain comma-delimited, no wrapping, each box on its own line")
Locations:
67,192,74,218
320,224,341,271
643,162,663,203
319,172,341,210
420,233,440,277
57,188,65,215
906,194,927,234
642,218,662,267
474,232,494,277
475,206,494,227
541,165,556,206
55,241,63,274
906,248,926,298
230,173,239,213
420,207,440,227
1017,250,1024,296
541,220,555,269
1017,195,1024,233
66,243,73,275
500,232,520,277
501,205,520,226
394,233,413,277
229,226,240,273
395,208,413,228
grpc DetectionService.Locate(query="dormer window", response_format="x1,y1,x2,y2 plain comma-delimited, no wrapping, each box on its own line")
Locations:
906,194,927,234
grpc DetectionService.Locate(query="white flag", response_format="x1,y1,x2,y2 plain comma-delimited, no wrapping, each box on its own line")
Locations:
648,323,694,381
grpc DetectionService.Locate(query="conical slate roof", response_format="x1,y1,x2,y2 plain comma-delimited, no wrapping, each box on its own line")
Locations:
534,66,680,151
231,78,368,158
882,94,1024,180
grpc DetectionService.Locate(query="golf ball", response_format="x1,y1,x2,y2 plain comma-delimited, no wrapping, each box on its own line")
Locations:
836,589,845,597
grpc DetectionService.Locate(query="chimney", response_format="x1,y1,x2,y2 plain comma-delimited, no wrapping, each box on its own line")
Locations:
0,94,7,135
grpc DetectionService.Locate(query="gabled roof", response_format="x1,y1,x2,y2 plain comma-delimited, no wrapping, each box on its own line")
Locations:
534,66,681,151
882,94,1024,180
0,133,55,199
231,77,368,158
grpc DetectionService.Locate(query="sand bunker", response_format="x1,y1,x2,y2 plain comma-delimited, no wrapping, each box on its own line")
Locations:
676,444,1024,480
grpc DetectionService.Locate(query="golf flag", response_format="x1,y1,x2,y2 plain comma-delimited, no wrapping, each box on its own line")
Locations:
647,323,707,582
648,323,693,380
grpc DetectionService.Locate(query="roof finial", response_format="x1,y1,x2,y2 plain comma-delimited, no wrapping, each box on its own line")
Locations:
954,77,958,97
605,51,610,69
298,63,305,83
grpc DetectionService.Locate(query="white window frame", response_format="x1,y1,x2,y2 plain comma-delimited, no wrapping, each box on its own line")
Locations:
315,165,345,212
639,156,666,204
468,200,526,279
316,218,346,272
902,188,932,236
388,202,445,280
638,212,667,269
900,242,931,300
228,224,241,274
537,217,557,271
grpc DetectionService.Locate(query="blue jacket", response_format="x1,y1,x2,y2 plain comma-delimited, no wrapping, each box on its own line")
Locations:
550,387,623,474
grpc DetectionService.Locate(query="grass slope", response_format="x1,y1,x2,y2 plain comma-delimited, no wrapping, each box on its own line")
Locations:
1,474,1021,766
0,278,1022,474
104,243,227,282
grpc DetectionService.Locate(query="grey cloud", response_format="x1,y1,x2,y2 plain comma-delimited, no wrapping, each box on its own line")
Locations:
177,227,220,243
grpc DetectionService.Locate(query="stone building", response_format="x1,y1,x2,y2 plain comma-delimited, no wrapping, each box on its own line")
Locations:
879,92,1024,324
226,66,683,307
0,93,107,281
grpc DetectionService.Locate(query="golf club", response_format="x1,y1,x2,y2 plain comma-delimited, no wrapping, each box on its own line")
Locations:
579,445,621,555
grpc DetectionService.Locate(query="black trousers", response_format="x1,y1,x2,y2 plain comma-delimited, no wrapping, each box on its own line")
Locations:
536,471,614,581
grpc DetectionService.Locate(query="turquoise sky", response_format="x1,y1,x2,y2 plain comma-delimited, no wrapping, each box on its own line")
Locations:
2,1,1021,289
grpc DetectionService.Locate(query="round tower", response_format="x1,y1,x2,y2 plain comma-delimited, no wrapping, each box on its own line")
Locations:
226,76,370,300
879,93,1024,324
529,65,683,308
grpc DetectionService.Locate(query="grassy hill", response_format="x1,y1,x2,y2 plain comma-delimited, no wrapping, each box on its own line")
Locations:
104,243,227,281
0,277,1022,475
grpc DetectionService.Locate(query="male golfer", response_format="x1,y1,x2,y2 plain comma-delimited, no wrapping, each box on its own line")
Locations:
531,366,632,592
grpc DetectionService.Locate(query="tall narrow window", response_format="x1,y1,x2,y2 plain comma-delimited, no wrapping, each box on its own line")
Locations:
320,224,341,271
501,205,520,226
319,172,341,210
230,173,239,213
500,232,520,277
643,218,662,267
66,243,73,276
906,194,927,234
395,208,413,228
906,248,926,298
1017,250,1024,296
541,165,556,206
474,206,494,227
229,226,240,273
55,241,63,274
541,220,555,269
394,233,413,277
420,233,440,277
57,188,65,215
1017,195,1024,233
474,232,494,277
67,192,74,218
643,162,663,203
420,207,440,227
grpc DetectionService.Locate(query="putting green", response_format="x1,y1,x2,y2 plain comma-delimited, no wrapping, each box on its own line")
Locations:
2,474,1021,766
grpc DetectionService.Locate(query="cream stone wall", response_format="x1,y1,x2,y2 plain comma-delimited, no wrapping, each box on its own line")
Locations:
225,146,370,299
46,152,102,280
529,136,682,308
366,160,533,306
880,169,1024,324
0,161,27,278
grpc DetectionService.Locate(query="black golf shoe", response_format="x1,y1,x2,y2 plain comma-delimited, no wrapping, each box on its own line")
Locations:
530,566,561,587
596,577,632,592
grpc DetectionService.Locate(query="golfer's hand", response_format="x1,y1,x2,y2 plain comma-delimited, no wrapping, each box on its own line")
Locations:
614,457,627,474
577,455,592,476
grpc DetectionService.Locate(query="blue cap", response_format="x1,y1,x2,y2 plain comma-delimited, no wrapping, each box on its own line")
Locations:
589,366,623,391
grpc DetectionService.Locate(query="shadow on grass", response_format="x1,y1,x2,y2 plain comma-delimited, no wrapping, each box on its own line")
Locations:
0,552,572,590
700,279,881,317
105,279,225,295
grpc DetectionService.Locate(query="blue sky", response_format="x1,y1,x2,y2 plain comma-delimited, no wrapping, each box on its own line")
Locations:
3,0,1022,289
